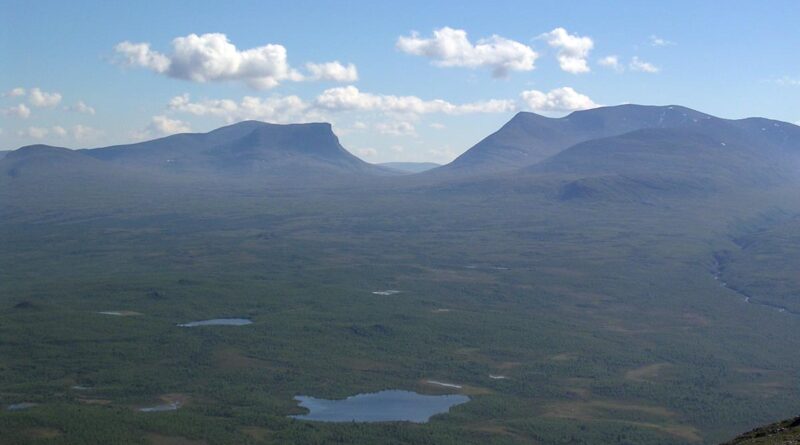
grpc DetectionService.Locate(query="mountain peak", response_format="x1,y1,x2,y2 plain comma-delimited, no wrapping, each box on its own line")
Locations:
436,104,738,175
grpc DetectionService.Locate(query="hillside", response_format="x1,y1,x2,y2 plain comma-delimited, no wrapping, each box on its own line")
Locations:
722,416,800,444
436,104,800,175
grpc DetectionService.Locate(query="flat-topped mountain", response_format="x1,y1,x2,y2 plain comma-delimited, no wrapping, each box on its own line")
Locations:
84,120,388,176
0,121,398,190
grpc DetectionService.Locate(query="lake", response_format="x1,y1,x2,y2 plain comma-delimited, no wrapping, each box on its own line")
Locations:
291,390,469,423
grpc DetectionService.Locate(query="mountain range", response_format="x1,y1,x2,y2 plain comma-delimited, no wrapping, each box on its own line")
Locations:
4,104,799,193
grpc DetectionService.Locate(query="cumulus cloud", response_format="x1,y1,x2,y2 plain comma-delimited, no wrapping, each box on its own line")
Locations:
306,61,358,82
2,87,25,97
51,126,68,137
114,33,356,89
598,55,623,72
28,88,62,107
649,35,675,47
149,115,191,136
771,76,800,86
375,121,416,136
17,126,50,139
72,124,103,141
114,41,171,73
168,93,312,123
520,87,600,113
315,86,516,114
1,103,31,118
541,27,594,74
427,145,458,163
166,88,516,133
355,147,377,157
67,101,96,115
396,27,538,77
629,56,659,73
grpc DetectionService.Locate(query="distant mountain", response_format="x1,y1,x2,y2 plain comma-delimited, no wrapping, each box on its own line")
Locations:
0,121,398,190
536,127,793,202
721,416,800,444
0,151,8,160
1,145,115,180
85,120,390,177
436,104,800,175
378,162,441,174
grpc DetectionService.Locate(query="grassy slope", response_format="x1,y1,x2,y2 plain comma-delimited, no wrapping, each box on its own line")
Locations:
721,416,800,444
1,172,800,444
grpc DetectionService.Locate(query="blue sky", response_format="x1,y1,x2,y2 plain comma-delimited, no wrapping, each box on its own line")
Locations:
2,0,799,162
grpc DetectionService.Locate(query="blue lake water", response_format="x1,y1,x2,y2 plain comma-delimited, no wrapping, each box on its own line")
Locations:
177,318,252,327
291,390,469,423
6,403,37,411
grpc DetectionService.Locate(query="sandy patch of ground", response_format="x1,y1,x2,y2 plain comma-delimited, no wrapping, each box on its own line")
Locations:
544,399,701,443
146,433,207,445
26,428,62,439
625,363,672,382
241,427,270,441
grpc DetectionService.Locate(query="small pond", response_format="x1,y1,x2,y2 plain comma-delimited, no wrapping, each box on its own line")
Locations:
6,403,37,411
291,390,469,423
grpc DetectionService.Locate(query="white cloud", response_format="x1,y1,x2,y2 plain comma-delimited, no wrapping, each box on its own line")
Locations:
396,27,538,77
67,101,96,115
541,28,594,74
429,122,445,129
167,88,516,135
427,145,458,163
375,121,416,136
2,87,25,97
598,55,623,72
306,61,358,82
28,88,62,108
114,41,171,72
390,144,404,153
772,76,800,86
114,33,355,89
649,35,675,47
629,56,659,73
315,86,516,115
1,103,31,118
18,126,50,139
168,93,313,123
520,87,600,113
355,147,377,157
72,124,103,141
149,115,191,136
51,126,68,137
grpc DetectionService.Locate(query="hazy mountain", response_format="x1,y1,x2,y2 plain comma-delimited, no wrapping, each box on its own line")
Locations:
378,162,441,174
1,145,116,180
84,120,391,177
435,104,800,175
0,151,8,160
